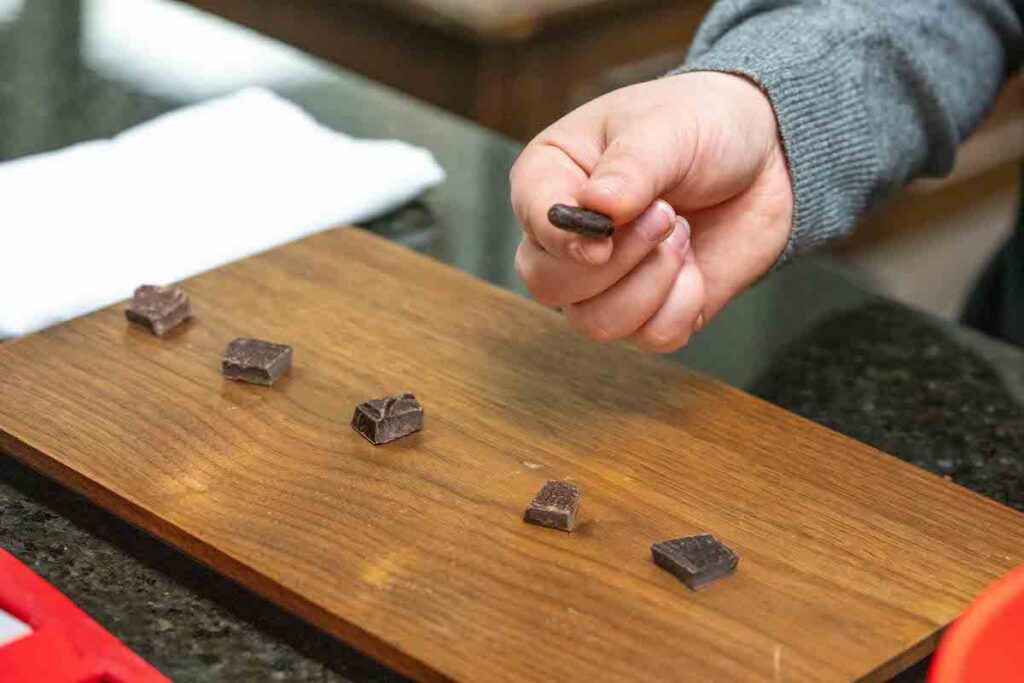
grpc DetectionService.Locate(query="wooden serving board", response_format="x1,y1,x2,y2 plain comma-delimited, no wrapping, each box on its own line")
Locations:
2,228,1023,681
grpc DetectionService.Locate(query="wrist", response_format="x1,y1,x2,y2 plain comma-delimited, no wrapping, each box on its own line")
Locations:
691,71,782,163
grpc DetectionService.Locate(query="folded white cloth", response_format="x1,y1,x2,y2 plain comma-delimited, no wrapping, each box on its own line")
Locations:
0,88,445,337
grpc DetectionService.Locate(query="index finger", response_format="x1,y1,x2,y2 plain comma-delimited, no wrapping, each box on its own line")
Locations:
510,142,614,266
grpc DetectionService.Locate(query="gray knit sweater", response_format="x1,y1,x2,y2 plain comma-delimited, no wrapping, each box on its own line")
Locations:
679,0,1024,259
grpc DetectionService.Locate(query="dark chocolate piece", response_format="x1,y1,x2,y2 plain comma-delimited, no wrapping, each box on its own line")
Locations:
524,480,581,532
125,285,191,336
351,393,424,445
651,534,739,590
222,338,293,386
547,204,615,238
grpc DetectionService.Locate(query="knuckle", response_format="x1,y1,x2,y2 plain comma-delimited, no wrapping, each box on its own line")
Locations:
604,139,647,175
583,322,614,344
532,286,562,308
515,250,561,308
514,247,539,289
569,309,615,343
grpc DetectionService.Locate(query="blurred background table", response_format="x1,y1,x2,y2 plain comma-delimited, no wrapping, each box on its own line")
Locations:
178,0,714,141
1,1,1023,680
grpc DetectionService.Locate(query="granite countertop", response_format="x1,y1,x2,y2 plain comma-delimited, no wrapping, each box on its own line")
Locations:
754,302,1024,513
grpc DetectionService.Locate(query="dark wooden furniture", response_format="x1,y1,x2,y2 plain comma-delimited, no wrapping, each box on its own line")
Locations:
178,0,712,139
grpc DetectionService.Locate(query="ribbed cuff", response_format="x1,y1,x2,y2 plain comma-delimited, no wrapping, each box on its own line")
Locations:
668,22,880,262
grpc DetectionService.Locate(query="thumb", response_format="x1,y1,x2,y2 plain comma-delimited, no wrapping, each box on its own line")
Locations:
579,119,694,225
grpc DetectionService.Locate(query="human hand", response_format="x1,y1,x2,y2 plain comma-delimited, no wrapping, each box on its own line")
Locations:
510,71,793,352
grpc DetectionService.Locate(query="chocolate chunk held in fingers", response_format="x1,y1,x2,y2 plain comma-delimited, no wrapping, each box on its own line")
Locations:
548,204,615,238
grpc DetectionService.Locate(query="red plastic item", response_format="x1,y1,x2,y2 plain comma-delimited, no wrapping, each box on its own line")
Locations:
930,564,1024,682
0,547,168,682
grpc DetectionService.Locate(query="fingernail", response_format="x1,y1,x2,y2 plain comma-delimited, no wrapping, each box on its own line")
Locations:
656,200,677,227
695,312,705,331
675,216,691,245
579,239,604,264
635,200,675,242
568,239,590,264
666,216,691,253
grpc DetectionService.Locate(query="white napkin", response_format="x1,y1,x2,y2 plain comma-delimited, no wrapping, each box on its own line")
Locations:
0,87,445,338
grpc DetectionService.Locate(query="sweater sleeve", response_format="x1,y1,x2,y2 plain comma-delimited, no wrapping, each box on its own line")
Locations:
673,0,1024,260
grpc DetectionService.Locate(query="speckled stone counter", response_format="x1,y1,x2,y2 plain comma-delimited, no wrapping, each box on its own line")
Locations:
754,301,1024,512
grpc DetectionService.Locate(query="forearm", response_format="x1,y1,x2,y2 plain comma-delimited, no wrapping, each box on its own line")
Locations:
675,0,1024,258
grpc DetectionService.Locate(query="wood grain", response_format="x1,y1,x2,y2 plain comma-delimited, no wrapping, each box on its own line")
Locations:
1,228,1023,681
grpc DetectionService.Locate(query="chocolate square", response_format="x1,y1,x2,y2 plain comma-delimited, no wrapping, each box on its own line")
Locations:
651,534,739,590
125,285,191,336
524,481,581,532
222,338,293,386
351,393,424,445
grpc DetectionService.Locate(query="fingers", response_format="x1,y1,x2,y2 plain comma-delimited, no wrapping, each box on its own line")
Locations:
564,219,690,343
510,73,791,355
579,114,696,227
630,247,706,354
626,150,790,354
515,200,677,307
510,142,613,265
